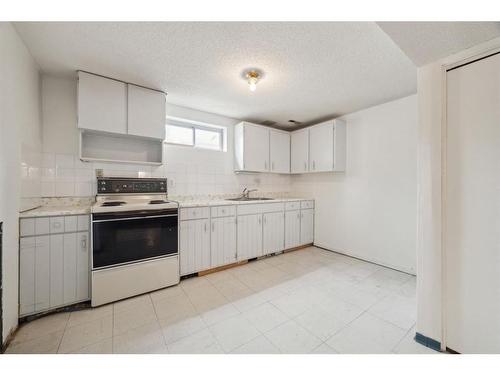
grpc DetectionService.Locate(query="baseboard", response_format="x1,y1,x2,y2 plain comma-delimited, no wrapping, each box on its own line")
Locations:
415,332,442,352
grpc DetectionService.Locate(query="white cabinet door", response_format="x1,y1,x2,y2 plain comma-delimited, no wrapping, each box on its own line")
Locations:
285,210,301,249
127,84,166,139
211,217,237,268
49,234,64,308
180,219,211,275
309,121,334,172
76,232,90,301
63,233,77,305
77,71,127,134
291,129,309,173
237,214,263,261
19,237,36,316
262,212,285,255
35,236,50,312
243,123,270,172
270,130,290,173
300,209,314,245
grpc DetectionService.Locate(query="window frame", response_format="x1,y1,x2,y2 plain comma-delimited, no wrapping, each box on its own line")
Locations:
165,116,226,152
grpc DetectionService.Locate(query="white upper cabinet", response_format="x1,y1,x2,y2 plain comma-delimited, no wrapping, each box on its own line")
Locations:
291,128,309,174
77,71,127,134
234,122,270,172
127,84,166,140
269,130,290,173
309,120,334,172
293,119,346,173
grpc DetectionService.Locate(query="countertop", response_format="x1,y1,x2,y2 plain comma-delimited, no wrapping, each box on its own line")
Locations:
18,196,314,217
174,197,312,208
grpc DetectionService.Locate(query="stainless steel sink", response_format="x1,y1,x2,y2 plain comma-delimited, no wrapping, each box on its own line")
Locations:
225,197,275,201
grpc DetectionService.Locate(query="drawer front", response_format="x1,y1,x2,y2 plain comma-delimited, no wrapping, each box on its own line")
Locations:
35,218,50,235
300,200,314,209
237,202,285,216
211,205,236,218
77,215,90,232
64,216,78,232
180,207,210,221
285,201,300,211
49,217,65,233
20,218,35,237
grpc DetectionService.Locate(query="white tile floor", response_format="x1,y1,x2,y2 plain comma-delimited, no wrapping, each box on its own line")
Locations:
6,246,437,354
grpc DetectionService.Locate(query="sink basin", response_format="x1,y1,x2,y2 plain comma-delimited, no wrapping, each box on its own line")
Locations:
226,197,275,201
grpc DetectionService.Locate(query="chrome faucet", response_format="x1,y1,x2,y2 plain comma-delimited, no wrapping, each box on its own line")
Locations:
241,187,258,199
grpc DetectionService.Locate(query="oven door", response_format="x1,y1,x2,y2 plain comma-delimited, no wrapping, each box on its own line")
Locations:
92,209,178,270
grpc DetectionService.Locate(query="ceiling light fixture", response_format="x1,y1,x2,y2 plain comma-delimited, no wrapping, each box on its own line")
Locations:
244,70,261,92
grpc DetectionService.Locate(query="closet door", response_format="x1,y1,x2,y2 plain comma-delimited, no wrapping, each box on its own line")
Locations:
445,52,500,353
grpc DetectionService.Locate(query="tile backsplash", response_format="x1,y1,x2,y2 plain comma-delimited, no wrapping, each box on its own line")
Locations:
39,148,292,198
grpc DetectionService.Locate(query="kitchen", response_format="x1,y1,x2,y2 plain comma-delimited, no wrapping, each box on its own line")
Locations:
1,3,500,369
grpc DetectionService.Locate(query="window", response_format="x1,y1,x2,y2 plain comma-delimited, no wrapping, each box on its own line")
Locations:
165,117,225,151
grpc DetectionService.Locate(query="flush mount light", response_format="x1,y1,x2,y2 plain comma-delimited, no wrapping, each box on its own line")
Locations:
243,69,263,92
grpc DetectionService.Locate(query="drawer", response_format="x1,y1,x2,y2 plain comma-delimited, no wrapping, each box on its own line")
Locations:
35,218,50,235
285,201,300,211
180,207,210,221
237,202,285,216
77,215,90,232
300,200,314,209
49,216,65,233
64,216,77,232
210,205,236,218
20,218,35,237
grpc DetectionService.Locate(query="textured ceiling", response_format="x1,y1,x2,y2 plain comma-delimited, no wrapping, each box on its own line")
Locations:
378,22,500,67
14,22,417,129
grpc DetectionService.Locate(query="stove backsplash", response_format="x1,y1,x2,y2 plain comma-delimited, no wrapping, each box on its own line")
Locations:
39,151,292,199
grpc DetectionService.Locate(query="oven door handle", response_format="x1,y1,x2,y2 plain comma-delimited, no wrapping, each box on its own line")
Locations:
93,214,178,223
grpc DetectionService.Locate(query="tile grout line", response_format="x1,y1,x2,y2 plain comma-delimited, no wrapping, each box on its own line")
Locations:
148,293,169,352
56,313,71,353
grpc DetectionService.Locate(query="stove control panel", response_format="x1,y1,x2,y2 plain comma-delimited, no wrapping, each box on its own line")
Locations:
97,177,167,194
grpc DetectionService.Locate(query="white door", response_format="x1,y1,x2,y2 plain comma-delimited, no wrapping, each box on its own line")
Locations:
285,210,301,249
243,124,270,172
211,217,237,267
263,212,285,255
300,209,314,245
237,214,263,261
77,71,127,134
49,234,64,308
127,84,166,139
445,53,500,353
35,235,50,312
63,233,77,305
270,130,290,173
309,121,333,172
180,219,211,275
76,232,90,301
291,129,309,173
19,237,36,316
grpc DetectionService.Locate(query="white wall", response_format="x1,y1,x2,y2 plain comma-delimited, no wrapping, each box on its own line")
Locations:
40,75,292,198
292,95,417,274
0,23,42,343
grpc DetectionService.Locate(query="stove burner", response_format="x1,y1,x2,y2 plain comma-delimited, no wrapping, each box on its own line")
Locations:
149,200,168,205
101,201,126,207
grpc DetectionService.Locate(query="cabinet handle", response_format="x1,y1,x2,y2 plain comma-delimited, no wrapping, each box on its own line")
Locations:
211,222,215,232
204,223,207,232
81,237,87,250
258,217,261,225
312,161,316,170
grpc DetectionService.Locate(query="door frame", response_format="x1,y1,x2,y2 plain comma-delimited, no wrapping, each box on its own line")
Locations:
439,39,500,352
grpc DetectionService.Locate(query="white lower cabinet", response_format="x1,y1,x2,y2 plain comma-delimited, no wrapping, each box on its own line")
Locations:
262,212,285,255
285,210,301,248
237,214,263,261
179,218,211,276
211,216,237,267
19,215,90,317
300,209,314,245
